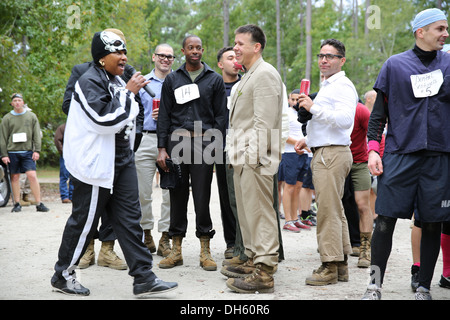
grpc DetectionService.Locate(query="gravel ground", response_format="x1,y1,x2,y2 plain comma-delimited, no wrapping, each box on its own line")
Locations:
0,176,448,308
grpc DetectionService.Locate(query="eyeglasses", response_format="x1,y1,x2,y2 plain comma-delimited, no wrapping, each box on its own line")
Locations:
317,53,343,61
155,53,175,61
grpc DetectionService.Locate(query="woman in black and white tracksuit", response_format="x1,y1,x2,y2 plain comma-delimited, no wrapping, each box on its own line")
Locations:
51,30,177,297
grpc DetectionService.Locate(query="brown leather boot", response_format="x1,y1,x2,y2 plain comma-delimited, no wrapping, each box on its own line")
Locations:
23,194,37,205
97,241,127,270
222,255,247,267
338,255,349,282
144,229,156,253
159,236,183,269
305,262,338,286
78,239,95,269
221,258,255,278
157,232,171,257
199,236,217,271
226,263,275,293
358,232,372,268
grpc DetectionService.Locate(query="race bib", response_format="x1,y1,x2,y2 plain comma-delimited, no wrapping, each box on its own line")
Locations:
174,84,200,104
410,69,444,98
12,132,27,143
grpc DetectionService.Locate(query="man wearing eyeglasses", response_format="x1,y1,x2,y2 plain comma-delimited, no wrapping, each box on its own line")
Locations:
295,38,357,286
135,44,175,258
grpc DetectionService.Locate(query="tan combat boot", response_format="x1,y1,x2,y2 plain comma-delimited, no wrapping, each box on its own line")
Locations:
157,232,171,257
23,194,37,205
338,255,349,282
222,255,247,267
144,229,156,253
78,239,95,269
199,236,217,271
221,258,255,278
305,262,338,286
20,193,31,206
159,236,183,269
226,263,275,293
97,240,127,270
358,232,372,268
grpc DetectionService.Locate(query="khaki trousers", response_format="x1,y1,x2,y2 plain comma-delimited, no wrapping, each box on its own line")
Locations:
311,146,353,262
233,165,279,267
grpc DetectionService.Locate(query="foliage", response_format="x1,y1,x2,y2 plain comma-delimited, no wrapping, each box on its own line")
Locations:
1,0,448,165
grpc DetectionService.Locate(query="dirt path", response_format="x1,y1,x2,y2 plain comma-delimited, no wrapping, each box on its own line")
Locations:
0,178,447,304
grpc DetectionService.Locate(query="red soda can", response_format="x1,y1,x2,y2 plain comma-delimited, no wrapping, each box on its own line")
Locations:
234,62,244,71
152,98,160,110
300,79,310,96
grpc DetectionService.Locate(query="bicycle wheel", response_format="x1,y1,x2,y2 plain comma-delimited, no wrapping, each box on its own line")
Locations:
0,166,11,207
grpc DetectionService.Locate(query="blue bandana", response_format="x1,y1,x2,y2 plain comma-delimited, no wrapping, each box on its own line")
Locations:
412,8,447,33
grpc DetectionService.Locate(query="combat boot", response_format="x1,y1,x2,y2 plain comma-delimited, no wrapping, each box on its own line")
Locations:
358,232,372,268
144,229,156,253
23,194,37,205
305,262,338,286
97,240,127,270
159,235,183,269
199,236,217,271
338,255,349,282
78,239,95,269
20,194,30,206
222,255,247,267
226,263,275,293
221,258,255,278
157,232,171,257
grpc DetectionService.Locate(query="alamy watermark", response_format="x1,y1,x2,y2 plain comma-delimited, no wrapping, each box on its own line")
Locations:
67,5,81,29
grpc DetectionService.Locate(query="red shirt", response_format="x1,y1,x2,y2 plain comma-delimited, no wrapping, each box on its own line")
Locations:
350,103,370,163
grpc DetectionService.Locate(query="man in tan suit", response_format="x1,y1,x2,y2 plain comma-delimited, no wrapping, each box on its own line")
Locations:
224,24,284,294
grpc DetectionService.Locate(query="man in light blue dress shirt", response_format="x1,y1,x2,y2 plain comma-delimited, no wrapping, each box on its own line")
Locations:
135,44,175,257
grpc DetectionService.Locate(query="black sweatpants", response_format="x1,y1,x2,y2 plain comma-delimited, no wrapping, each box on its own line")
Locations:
52,150,156,286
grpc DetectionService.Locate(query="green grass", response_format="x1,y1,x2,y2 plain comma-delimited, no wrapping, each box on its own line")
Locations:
37,166,59,179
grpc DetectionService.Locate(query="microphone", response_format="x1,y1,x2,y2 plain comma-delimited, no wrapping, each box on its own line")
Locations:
123,64,155,97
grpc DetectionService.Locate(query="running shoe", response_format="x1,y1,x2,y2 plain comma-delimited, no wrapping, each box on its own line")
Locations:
415,286,432,300
283,222,300,233
439,275,450,289
361,284,381,300
293,220,311,230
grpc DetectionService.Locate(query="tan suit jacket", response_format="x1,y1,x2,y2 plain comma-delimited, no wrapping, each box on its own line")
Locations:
227,57,283,176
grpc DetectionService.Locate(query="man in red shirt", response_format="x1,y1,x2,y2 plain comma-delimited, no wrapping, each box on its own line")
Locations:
348,102,373,268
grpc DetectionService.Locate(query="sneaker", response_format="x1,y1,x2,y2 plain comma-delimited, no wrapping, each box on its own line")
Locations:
11,203,22,212
361,284,382,300
51,278,90,296
36,202,50,212
293,220,311,230
411,264,420,292
133,278,178,297
300,215,317,226
415,286,432,300
283,222,300,233
438,275,450,289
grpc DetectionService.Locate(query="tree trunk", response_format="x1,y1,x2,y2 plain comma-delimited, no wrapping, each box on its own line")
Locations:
223,0,230,47
305,0,312,80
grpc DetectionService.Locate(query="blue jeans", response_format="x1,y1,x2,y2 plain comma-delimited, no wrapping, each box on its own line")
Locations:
59,157,73,200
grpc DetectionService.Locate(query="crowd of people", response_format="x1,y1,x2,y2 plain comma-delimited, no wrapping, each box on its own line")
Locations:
1,7,449,300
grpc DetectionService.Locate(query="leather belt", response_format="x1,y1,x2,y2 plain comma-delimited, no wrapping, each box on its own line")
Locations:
173,131,204,138
143,130,157,134
310,145,347,154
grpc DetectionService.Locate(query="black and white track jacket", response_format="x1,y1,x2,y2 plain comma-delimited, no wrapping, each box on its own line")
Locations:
63,65,139,189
